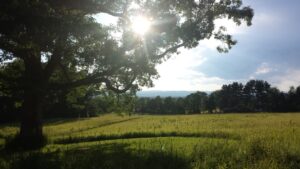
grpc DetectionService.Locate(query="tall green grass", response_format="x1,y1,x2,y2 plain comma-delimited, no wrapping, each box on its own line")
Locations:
0,113,300,169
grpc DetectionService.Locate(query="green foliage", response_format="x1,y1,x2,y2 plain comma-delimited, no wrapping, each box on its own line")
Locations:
135,96,185,114
185,92,208,114
287,86,300,111
134,80,300,115
0,0,254,93
217,80,291,113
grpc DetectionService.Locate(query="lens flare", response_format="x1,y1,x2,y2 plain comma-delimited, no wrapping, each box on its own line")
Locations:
131,16,151,35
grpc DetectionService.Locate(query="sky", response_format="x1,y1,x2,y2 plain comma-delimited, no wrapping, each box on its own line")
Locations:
97,0,300,92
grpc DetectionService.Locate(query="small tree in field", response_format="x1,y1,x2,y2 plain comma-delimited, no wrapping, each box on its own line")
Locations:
0,0,253,147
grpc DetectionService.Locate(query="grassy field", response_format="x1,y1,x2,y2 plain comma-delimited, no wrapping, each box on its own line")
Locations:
0,113,300,169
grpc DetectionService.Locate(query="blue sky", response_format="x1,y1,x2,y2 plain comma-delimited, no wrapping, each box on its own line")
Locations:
97,0,300,92
150,0,300,91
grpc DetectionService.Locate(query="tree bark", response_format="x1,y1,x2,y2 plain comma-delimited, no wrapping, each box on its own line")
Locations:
20,89,43,140
18,53,47,148
18,86,46,148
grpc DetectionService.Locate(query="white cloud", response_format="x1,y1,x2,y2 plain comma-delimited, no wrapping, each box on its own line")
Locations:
255,62,273,75
200,38,222,51
214,19,249,35
270,69,300,92
248,63,300,92
197,18,252,51
248,62,276,80
144,46,230,91
143,17,253,92
150,68,226,91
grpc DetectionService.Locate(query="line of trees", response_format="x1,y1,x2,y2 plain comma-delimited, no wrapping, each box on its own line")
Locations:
1,79,300,123
0,60,137,123
135,80,300,114
0,84,136,122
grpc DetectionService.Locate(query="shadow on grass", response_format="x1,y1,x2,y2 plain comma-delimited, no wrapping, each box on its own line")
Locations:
44,118,89,126
66,117,141,133
52,117,141,136
4,134,48,151
54,131,240,144
0,143,191,169
0,134,6,139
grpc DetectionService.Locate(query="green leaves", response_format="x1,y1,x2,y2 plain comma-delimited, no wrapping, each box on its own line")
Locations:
0,0,253,93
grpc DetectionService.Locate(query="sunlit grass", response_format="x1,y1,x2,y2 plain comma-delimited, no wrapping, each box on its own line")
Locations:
0,113,300,169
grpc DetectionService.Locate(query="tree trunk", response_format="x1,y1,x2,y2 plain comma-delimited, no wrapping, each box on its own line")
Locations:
18,53,47,148
18,88,45,148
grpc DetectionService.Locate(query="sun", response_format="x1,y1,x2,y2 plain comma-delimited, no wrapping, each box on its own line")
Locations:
131,16,151,35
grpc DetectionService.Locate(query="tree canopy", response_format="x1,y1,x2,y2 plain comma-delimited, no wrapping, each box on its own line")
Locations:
0,0,253,91
0,0,253,147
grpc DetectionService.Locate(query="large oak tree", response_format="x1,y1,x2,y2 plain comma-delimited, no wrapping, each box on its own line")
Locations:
0,0,253,146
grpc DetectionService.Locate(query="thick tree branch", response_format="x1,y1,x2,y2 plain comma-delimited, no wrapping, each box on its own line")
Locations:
49,68,137,94
49,69,114,90
44,36,68,80
155,42,186,59
104,74,137,94
58,62,71,82
44,51,61,80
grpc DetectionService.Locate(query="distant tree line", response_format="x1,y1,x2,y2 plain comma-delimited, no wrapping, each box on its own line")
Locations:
1,79,300,123
135,80,300,114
